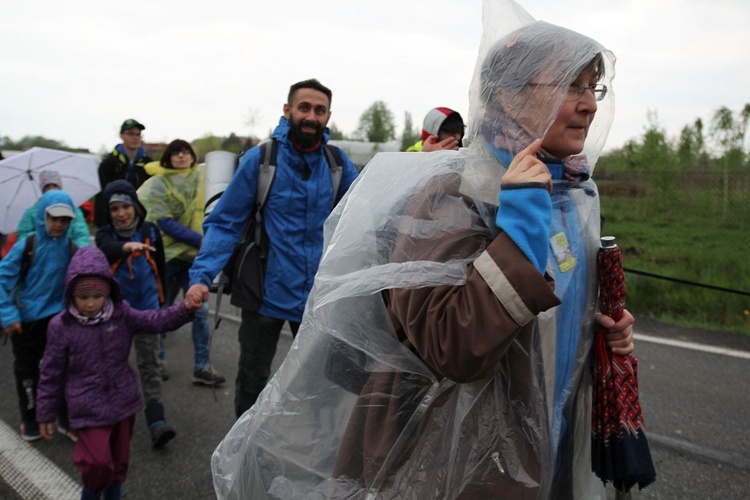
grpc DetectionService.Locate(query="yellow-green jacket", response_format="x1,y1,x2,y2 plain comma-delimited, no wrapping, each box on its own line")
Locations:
137,162,205,262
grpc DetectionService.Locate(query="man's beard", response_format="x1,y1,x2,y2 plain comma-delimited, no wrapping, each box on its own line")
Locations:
288,117,325,149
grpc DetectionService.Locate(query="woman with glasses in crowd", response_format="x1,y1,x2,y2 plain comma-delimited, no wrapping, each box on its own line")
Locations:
211,3,635,498
137,140,226,387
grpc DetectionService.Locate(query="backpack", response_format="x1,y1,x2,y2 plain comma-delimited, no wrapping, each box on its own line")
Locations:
13,234,78,309
213,139,345,314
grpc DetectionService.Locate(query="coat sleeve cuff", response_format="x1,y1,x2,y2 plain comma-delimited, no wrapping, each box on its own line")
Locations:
473,233,560,325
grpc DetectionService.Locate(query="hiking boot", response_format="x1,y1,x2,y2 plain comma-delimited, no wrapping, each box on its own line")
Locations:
150,424,176,449
192,366,226,386
20,422,42,442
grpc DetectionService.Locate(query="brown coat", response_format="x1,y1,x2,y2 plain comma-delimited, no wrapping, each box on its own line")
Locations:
333,172,562,499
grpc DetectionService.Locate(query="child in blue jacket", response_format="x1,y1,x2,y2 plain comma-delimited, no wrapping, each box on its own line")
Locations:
0,190,78,441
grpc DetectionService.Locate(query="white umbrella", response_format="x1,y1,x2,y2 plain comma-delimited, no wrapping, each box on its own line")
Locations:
0,147,100,234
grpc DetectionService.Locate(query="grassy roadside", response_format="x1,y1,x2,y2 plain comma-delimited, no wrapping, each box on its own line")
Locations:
599,179,750,334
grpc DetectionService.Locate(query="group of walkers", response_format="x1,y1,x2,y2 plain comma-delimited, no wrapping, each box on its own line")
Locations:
0,78,360,499
0,1,643,498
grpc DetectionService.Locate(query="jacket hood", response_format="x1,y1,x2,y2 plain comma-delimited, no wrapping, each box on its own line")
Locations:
101,179,148,223
465,12,615,170
64,246,123,306
35,190,76,240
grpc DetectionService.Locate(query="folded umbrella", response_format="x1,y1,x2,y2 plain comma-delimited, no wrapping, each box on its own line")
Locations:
592,236,657,495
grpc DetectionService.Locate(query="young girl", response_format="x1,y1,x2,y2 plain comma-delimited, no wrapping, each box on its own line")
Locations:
35,246,201,500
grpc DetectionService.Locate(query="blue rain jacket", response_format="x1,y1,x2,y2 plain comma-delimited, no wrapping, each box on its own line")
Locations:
190,117,358,322
0,190,77,326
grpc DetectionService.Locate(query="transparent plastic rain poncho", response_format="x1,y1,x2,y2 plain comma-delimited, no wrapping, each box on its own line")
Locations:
212,1,616,498
136,162,205,263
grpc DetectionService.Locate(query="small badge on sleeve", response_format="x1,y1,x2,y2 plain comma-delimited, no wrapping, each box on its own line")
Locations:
550,232,576,272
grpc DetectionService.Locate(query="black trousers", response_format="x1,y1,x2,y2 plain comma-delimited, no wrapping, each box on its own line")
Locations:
235,310,299,419
11,316,52,424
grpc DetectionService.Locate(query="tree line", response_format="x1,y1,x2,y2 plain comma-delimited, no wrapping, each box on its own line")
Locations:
6,103,749,165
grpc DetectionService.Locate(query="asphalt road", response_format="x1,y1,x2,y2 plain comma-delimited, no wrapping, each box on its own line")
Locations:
1,307,748,499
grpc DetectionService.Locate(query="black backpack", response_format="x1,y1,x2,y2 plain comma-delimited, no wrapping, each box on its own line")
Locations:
212,139,344,315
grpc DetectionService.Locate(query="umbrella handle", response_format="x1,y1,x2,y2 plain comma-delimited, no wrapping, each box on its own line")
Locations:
615,490,632,500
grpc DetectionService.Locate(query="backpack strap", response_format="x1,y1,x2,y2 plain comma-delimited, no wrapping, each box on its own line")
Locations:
323,144,344,205
109,225,164,304
253,139,277,246
213,139,277,330
19,234,37,286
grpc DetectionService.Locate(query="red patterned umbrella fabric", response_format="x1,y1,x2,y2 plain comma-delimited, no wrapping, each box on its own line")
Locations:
592,236,657,494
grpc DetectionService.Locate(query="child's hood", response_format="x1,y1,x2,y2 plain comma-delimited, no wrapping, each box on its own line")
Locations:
101,179,148,225
35,190,75,240
64,246,123,305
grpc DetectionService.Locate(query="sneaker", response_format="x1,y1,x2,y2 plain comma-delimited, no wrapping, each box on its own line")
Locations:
56,424,78,443
150,424,176,449
20,422,42,442
192,366,226,386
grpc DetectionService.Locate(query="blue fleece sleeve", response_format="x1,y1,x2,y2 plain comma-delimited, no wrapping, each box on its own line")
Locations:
157,218,203,249
496,183,552,274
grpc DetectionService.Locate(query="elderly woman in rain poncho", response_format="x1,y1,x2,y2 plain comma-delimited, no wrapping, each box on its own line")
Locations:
211,2,634,499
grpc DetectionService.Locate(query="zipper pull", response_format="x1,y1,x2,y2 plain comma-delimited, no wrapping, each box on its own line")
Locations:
491,451,505,474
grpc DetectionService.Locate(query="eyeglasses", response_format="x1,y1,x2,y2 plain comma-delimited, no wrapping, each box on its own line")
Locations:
528,82,608,102
170,148,193,157
122,131,143,138
567,83,607,101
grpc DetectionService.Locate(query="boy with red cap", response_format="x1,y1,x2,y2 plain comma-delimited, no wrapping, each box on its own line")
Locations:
406,107,466,152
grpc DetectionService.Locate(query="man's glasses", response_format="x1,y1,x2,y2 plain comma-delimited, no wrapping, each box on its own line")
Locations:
122,131,143,138
170,148,192,157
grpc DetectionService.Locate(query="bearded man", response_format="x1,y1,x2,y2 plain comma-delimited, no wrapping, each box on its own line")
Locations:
186,79,359,418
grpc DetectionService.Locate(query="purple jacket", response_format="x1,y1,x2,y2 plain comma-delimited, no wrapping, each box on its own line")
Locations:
36,246,193,429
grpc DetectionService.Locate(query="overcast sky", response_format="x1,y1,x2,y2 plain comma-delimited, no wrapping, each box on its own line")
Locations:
2,0,749,155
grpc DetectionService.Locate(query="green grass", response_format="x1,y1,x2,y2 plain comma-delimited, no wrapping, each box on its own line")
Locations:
599,179,750,333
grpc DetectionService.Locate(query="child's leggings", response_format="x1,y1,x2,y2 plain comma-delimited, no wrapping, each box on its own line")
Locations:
74,415,135,493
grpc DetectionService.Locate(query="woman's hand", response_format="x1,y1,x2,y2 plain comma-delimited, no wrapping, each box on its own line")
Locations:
501,139,552,193
596,308,635,356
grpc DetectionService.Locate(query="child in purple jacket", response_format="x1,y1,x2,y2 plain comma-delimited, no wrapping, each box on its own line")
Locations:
35,246,201,500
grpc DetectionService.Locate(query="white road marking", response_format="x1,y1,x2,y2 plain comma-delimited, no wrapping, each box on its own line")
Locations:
635,333,750,360
0,419,80,499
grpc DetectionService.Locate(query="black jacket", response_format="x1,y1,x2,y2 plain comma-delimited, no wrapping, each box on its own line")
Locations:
95,147,152,227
